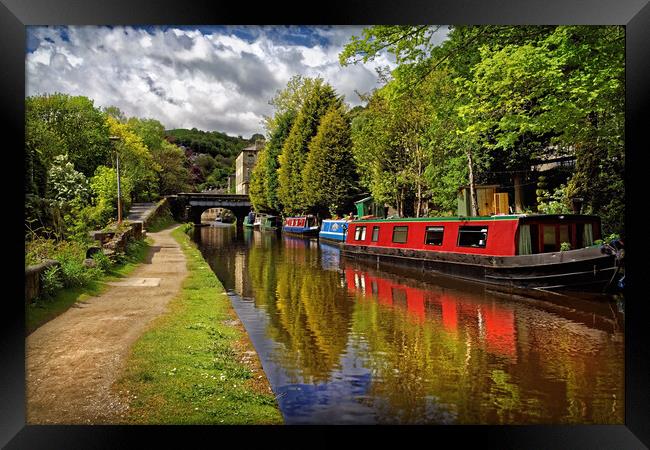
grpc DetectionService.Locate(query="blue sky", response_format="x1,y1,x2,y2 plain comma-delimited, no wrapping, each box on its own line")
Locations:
26,25,447,137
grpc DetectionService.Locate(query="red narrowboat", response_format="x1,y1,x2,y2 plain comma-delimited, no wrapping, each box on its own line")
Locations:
282,215,320,237
342,214,622,292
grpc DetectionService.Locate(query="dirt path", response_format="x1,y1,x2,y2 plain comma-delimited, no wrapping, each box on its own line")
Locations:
26,226,188,424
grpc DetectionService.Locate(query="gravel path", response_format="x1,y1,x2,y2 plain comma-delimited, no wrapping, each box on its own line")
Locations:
26,226,187,424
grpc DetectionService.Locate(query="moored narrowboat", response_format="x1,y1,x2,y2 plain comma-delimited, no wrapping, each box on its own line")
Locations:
283,215,320,237
319,219,350,243
342,214,622,292
260,215,281,232
243,211,256,228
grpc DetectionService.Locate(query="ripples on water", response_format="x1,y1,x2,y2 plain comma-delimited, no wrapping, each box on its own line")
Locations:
195,225,624,425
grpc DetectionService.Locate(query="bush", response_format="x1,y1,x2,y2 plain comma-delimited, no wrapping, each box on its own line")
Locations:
181,222,194,235
40,265,63,299
92,251,112,273
60,258,98,288
560,242,571,251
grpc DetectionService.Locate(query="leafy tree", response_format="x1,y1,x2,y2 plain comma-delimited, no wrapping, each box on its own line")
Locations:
249,111,296,213
155,141,190,194
302,105,358,216
106,116,160,201
127,117,166,152
46,154,92,206
26,93,111,178
90,165,134,224
277,78,341,214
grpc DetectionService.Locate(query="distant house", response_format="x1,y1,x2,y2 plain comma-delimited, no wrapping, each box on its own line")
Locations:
235,141,265,195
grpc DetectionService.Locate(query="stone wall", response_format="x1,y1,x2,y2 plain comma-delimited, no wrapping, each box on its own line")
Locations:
100,222,143,257
142,198,172,229
25,259,60,304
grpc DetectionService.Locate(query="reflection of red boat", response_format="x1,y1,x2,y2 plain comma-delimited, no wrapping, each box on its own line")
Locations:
344,267,516,358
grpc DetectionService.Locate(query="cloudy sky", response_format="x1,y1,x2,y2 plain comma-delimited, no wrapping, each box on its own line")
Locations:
25,26,448,138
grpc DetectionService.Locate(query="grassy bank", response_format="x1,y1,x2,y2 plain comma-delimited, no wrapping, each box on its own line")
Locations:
26,238,151,334
115,225,283,424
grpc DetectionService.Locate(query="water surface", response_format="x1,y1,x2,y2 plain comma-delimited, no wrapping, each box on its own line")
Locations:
195,225,624,425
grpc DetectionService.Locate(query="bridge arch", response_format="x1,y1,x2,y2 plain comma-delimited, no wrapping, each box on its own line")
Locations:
169,193,253,227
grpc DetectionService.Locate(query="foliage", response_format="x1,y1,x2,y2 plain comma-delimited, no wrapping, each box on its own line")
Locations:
46,154,92,206
340,25,624,234
537,184,571,215
90,165,133,225
560,242,572,251
106,116,160,202
181,222,195,235
92,251,112,273
277,78,342,214
302,105,358,216
26,93,111,179
40,265,63,299
250,111,296,213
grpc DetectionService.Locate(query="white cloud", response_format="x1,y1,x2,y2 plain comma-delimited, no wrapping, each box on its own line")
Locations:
25,26,435,138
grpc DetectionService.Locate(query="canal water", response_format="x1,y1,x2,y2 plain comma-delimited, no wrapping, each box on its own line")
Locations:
194,225,624,425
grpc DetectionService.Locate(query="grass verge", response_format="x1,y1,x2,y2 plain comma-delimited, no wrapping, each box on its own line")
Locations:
114,225,283,424
26,238,151,334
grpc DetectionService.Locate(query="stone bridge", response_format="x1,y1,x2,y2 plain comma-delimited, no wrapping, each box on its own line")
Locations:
167,193,252,226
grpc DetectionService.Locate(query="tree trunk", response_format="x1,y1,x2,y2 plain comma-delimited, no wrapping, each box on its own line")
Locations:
466,148,479,216
513,172,524,213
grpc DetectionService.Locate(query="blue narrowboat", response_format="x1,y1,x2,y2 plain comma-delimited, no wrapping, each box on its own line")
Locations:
319,219,350,242
283,215,320,237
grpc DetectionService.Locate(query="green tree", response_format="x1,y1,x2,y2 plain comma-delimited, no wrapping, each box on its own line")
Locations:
277,79,341,214
302,105,358,216
26,93,111,178
106,116,160,202
46,154,92,206
249,111,296,213
90,165,134,224
156,141,190,195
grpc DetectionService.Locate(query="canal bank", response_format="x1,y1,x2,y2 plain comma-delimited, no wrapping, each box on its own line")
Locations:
114,225,282,424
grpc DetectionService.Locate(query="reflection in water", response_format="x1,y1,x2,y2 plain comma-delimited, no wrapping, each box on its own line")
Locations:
195,226,624,424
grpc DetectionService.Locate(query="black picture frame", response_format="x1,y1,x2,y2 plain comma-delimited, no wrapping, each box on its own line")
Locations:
2,0,648,447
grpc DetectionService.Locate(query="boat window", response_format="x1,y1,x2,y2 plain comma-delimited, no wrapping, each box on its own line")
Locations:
559,225,570,248
457,226,488,248
543,225,556,252
424,226,444,246
372,226,380,242
583,223,594,247
392,226,409,244
518,224,532,255
355,226,367,241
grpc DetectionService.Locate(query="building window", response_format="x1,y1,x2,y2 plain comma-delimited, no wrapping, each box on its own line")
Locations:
355,226,367,241
392,226,408,244
424,226,444,246
371,226,380,242
458,226,488,248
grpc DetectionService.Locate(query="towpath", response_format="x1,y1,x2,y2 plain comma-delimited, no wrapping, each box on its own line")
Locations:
26,225,187,424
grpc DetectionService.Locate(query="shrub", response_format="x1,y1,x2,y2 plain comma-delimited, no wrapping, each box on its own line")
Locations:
560,242,572,251
181,222,194,235
40,265,63,299
92,251,112,273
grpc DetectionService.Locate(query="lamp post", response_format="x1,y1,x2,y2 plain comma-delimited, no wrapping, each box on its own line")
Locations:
109,136,122,224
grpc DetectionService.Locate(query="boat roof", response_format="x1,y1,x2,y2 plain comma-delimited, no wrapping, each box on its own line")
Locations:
352,214,600,223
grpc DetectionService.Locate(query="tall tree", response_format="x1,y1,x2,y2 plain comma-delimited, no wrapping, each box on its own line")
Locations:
302,105,358,216
25,93,111,179
277,79,341,214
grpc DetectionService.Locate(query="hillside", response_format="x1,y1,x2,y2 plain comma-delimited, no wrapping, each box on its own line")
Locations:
165,128,263,191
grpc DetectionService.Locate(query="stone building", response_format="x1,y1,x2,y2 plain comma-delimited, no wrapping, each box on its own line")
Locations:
235,140,264,195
